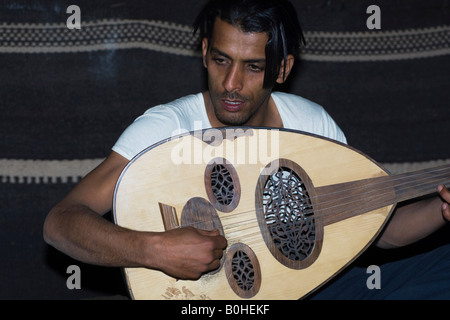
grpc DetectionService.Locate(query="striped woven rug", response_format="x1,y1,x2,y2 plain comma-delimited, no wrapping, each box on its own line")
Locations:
1,0,448,299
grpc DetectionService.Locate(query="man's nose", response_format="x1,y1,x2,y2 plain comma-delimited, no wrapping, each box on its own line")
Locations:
223,64,243,93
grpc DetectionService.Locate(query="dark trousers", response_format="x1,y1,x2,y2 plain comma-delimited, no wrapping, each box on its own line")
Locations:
309,231,450,300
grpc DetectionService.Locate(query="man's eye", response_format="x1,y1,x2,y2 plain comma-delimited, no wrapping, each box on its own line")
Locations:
213,57,227,65
248,64,264,72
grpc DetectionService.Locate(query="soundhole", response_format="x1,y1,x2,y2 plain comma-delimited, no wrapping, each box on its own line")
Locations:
205,158,240,212
256,159,322,269
232,250,255,291
212,164,234,205
181,197,225,275
225,243,261,299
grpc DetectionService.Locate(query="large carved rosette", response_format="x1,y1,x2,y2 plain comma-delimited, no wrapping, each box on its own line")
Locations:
256,159,323,269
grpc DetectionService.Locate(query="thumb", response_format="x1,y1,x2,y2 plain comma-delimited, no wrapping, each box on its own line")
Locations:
438,185,450,221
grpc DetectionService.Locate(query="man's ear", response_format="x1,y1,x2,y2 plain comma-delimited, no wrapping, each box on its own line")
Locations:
201,38,208,68
275,55,295,84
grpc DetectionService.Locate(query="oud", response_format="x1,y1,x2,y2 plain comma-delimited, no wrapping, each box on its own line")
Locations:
113,128,449,300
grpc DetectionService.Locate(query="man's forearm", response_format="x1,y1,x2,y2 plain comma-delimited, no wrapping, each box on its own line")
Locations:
376,195,446,249
43,203,149,267
43,202,228,280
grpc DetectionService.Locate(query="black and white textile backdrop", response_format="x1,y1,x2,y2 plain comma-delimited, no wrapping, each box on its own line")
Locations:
0,0,449,299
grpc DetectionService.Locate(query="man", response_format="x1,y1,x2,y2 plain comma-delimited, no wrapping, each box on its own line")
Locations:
44,0,450,298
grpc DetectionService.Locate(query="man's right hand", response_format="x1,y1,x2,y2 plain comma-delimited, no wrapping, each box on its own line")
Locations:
44,151,228,280
148,227,228,280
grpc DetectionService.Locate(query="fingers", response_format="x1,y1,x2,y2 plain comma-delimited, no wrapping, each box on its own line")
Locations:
159,227,227,280
196,228,228,249
443,203,450,221
438,185,450,221
438,184,450,200
194,228,227,276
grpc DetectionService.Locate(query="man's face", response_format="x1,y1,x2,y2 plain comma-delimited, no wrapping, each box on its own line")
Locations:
202,18,273,127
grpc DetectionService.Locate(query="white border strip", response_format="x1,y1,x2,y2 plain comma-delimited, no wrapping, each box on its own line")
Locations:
0,19,192,31
300,48,450,62
0,42,201,56
306,25,450,38
0,158,103,183
0,20,448,61
1,158,449,184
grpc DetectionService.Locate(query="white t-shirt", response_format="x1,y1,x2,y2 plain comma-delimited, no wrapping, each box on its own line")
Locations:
112,92,347,160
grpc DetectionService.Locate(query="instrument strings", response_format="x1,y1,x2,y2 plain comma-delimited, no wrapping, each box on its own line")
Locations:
175,165,450,244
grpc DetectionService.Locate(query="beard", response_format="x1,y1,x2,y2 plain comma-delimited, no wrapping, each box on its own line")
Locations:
214,107,255,126
210,92,257,126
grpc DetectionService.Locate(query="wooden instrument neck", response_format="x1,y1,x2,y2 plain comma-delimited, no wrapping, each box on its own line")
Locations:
392,164,450,203
315,164,450,226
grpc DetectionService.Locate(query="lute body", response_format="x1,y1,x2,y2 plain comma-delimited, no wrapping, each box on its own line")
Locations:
113,128,449,300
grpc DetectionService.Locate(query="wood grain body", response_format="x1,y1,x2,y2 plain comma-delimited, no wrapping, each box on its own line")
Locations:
113,128,398,300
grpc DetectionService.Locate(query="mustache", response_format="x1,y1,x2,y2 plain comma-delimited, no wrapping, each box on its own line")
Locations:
218,92,248,102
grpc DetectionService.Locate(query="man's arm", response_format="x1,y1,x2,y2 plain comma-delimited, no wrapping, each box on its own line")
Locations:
43,151,227,279
376,185,450,249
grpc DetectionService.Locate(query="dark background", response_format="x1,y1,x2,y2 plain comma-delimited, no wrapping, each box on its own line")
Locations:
0,0,449,299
